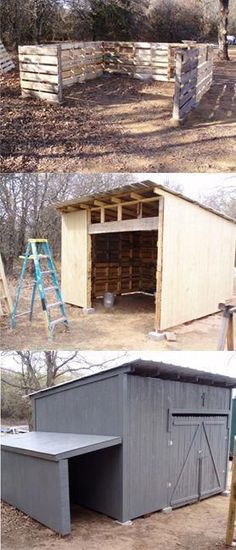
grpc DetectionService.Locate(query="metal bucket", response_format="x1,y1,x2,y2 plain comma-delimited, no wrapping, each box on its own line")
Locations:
104,292,115,309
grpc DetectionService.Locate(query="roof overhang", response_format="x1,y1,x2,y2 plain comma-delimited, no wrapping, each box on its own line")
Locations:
55,180,236,224
29,360,236,400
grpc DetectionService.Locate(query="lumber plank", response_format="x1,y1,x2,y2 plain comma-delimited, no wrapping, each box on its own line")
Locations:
20,63,58,74
19,45,58,55
20,71,58,83
21,89,61,103
89,217,159,235
19,54,58,65
21,81,59,93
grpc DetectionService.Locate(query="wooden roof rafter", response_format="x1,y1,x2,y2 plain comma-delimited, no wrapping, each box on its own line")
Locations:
55,180,236,224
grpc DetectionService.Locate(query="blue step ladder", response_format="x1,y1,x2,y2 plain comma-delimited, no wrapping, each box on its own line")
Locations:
11,239,69,338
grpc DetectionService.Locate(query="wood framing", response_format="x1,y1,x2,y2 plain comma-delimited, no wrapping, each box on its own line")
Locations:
89,217,159,235
57,181,236,332
0,253,12,316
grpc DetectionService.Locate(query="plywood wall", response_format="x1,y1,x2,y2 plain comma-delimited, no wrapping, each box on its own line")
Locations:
157,191,235,330
61,210,90,308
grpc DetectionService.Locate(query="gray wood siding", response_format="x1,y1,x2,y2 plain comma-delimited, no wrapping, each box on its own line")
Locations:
69,445,123,520
34,373,125,521
35,374,123,436
123,375,231,520
1,450,70,535
123,375,169,519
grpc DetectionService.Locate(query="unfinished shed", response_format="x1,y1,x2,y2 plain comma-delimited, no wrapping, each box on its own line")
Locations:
1,360,236,534
56,181,236,332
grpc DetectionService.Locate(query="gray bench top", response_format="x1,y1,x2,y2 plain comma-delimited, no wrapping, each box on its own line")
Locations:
1,431,122,461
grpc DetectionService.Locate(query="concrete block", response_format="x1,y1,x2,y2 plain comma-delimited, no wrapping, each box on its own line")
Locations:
165,332,177,342
148,331,165,341
82,307,95,315
162,507,172,514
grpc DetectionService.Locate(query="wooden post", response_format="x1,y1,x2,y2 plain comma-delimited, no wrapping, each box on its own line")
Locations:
226,438,236,546
172,51,182,123
57,44,63,104
0,253,13,316
218,303,235,351
155,197,164,331
227,315,235,351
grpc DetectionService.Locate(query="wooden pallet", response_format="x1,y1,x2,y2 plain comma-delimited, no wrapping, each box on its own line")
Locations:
0,254,12,316
0,40,14,73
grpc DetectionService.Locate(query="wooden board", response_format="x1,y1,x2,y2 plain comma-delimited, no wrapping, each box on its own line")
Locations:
0,41,14,73
0,254,12,316
61,210,90,308
157,189,236,331
89,217,159,234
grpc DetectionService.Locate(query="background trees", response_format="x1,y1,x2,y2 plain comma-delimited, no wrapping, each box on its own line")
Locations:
1,0,236,49
1,351,127,423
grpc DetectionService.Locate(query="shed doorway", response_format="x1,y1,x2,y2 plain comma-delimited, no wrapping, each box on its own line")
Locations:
169,415,228,508
91,230,158,307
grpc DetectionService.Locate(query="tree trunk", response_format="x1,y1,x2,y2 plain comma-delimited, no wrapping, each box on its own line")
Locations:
218,0,230,60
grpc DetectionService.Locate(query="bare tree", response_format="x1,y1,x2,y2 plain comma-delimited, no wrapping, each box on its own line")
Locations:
1,351,128,425
218,0,230,60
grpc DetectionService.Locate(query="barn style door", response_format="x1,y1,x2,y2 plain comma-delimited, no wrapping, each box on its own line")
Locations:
169,415,228,508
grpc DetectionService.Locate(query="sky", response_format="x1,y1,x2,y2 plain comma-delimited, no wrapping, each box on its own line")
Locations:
129,173,236,200
1,350,235,378
65,171,236,205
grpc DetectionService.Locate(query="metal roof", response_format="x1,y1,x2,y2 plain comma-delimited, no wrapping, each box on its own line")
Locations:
29,360,236,399
55,180,236,224
1,432,122,462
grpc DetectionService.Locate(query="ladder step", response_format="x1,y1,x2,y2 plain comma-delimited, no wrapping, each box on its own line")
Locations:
15,310,31,318
44,286,58,292
41,270,53,275
50,317,68,327
46,301,62,309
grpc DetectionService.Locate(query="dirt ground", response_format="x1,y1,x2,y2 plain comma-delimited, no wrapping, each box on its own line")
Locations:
1,50,236,173
1,279,235,350
1,484,233,550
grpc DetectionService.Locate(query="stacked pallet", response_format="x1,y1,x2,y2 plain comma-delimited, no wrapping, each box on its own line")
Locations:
18,45,62,103
195,45,214,102
0,41,14,73
103,42,135,75
172,45,213,121
92,232,157,298
61,41,103,87
103,42,170,81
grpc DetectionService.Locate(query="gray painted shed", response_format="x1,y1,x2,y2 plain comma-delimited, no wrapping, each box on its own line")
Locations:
2,360,236,535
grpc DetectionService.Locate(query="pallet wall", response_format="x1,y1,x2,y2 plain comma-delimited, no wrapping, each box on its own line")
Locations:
92,231,157,298
0,41,14,73
18,45,62,103
61,42,103,87
172,45,214,121
18,41,213,107
103,42,172,81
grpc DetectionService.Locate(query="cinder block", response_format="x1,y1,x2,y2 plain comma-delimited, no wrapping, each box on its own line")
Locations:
82,307,95,314
165,332,177,342
148,331,166,341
